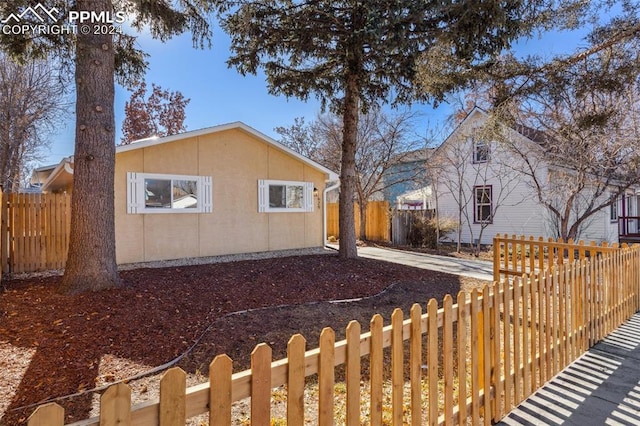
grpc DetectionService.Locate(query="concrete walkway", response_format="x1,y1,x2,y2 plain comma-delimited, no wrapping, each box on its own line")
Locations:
498,313,640,425
352,245,494,281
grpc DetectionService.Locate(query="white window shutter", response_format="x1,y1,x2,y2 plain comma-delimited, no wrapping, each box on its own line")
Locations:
258,180,267,212
127,172,143,214
200,176,213,213
305,182,314,212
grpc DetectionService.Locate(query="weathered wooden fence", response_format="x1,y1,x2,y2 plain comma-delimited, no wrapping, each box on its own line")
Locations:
391,208,435,245
493,234,620,282
0,192,71,274
28,240,640,425
326,201,390,242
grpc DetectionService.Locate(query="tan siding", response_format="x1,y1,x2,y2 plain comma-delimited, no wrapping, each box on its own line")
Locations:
115,127,327,264
114,150,145,264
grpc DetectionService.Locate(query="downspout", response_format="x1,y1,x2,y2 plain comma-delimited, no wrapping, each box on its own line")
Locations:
323,180,340,249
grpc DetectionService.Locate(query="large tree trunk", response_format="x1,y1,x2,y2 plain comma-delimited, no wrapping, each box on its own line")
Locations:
338,72,359,259
59,0,121,293
358,199,368,241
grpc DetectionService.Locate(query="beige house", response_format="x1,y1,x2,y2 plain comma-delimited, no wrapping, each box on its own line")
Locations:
38,122,338,264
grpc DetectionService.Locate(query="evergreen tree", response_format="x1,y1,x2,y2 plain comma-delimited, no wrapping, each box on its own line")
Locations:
218,0,588,258
0,0,212,293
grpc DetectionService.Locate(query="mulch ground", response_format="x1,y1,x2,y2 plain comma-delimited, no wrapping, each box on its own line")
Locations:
0,253,489,425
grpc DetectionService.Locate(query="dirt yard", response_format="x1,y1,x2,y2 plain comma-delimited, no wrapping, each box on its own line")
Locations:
0,252,490,424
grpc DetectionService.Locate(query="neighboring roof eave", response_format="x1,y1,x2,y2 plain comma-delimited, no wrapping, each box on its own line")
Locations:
41,156,74,192
117,122,339,181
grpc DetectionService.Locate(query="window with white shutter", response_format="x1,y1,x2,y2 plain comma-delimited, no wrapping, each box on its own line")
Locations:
258,180,314,213
126,172,212,214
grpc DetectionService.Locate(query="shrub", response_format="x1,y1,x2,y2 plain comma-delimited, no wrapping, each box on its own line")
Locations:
407,216,457,249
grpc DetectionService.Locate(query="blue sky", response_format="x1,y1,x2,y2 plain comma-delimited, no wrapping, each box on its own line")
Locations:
43,20,591,166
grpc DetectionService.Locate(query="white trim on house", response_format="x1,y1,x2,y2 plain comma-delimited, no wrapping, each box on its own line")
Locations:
117,122,339,181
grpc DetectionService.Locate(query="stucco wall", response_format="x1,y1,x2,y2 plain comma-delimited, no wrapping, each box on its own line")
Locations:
114,128,327,264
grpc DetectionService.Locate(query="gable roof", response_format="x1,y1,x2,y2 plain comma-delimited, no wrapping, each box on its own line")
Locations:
36,122,339,192
435,106,547,152
117,121,338,180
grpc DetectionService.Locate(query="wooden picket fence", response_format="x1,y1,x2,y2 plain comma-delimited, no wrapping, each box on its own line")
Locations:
493,234,621,282
28,240,640,425
0,192,71,273
326,201,390,242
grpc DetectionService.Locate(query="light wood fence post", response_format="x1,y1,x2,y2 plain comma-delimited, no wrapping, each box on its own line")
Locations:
100,382,131,426
370,314,383,426
288,334,307,426
160,367,186,426
318,327,335,426
410,304,423,426
251,343,272,426
210,354,232,426
345,322,361,426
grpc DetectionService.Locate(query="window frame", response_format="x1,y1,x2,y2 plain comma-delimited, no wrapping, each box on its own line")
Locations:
610,194,618,222
127,172,212,214
258,179,314,213
472,138,490,164
473,185,493,224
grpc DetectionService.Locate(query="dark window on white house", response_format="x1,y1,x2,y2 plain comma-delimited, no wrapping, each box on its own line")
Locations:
474,185,492,223
473,139,490,163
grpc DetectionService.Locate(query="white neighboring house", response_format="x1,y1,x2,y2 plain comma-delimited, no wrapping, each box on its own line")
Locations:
431,107,634,245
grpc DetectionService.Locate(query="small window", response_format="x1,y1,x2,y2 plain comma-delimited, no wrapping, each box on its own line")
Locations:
127,172,212,214
474,185,492,223
473,139,490,163
610,196,618,222
259,180,314,212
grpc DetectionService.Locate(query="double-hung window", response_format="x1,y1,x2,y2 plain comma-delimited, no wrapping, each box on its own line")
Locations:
474,185,492,223
127,172,212,214
473,139,490,163
610,194,618,222
258,180,314,212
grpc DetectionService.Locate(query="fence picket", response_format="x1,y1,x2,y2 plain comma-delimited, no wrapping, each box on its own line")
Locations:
370,314,383,425
209,354,232,426
503,280,513,411
491,285,502,423
470,289,480,425
318,327,335,426
251,343,272,426
28,403,64,426
513,278,522,405
288,334,306,426
428,299,439,426
522,274,531,398
391,308,404,425
443,295,454,425
544,270,552,382
482,286,492,426
345,322,360,426
160,367,186,426
410,304,423,426
457,292,468,425
100,383,131,426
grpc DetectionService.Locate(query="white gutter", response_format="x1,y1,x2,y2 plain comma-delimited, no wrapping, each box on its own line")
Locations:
323,180,340,247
